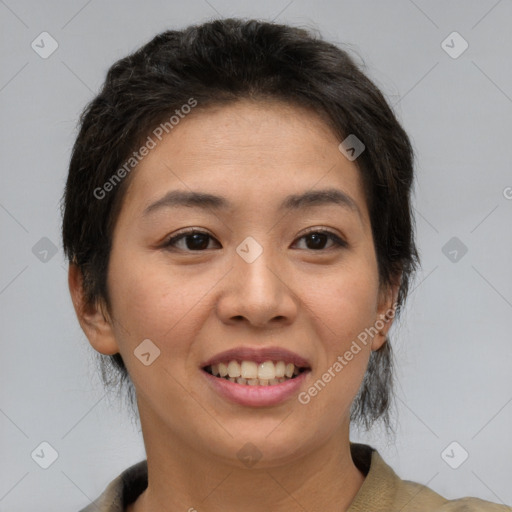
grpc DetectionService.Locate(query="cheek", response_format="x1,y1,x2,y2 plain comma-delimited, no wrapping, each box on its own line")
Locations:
298,261,379,399
106,250,205,359
296,273,377,422
304,264,380,344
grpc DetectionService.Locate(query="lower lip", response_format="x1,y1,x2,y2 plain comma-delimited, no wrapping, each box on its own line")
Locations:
202,369,310,407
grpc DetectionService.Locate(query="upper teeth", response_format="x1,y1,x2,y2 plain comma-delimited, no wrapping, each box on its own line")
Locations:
211,360,300,380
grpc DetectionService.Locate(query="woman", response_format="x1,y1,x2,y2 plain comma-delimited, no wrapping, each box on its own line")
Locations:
61,18,510,512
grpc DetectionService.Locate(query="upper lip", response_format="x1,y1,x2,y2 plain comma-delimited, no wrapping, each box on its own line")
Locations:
201,346,311,369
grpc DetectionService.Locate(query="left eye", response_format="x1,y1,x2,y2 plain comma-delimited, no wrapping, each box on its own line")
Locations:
294,230,348,251
163,229,347,252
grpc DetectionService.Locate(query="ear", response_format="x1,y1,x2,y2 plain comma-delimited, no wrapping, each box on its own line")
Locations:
371,275,401,351
68,263,120,355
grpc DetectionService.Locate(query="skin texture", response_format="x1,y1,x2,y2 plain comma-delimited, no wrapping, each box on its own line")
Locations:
69,99,399,512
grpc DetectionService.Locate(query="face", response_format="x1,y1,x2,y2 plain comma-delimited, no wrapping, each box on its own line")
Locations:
75,99,396,467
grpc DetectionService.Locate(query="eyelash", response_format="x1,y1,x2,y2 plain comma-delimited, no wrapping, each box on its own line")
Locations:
162,228,348,252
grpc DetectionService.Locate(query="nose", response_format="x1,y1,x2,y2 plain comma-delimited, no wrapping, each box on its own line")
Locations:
216,239,298,329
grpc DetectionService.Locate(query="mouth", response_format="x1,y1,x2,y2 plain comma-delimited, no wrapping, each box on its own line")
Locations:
203,360,309,386
200,346,311,405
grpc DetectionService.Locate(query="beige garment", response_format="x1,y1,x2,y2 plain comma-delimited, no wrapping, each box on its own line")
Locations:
79,443,511,511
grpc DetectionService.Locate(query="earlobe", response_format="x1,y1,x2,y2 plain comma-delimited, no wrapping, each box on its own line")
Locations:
372,279,400,351
67,263,120,355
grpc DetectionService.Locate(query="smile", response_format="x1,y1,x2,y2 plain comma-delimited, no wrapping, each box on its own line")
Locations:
200,346,312,406
203,360,308,386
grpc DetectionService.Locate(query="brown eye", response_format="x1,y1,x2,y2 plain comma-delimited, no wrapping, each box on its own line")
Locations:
163,228,347,253
164,230,219,251
294,230,348,251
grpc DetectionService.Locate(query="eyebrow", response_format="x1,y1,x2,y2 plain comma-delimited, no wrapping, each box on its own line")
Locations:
142,188,361,218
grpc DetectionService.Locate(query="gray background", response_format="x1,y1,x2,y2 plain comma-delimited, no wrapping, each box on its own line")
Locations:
1,0,511,510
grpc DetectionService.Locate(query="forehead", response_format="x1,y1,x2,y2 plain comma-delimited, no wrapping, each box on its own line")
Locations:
119,99,369,224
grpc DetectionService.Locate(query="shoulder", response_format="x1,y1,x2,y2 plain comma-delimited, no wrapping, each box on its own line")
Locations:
396,478,511,511
78,460,148,512
437,497,512,511
348,443,511,512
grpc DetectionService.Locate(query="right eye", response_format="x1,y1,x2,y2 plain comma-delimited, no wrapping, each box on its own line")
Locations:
163,229,220,251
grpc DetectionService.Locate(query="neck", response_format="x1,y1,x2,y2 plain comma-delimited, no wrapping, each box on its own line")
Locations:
128,416,366,512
